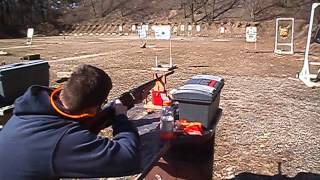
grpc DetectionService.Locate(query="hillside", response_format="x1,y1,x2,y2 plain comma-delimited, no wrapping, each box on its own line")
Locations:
61,0,317,24
0,0,319,37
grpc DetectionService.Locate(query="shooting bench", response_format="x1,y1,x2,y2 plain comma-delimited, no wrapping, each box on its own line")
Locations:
129,104,222,180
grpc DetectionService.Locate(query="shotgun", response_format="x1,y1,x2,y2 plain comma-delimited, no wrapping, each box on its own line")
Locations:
90,71,174,132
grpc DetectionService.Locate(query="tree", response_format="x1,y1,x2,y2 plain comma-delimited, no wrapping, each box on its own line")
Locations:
244,0,263,21
0,0,55,26
0,0,17,26
180,0,239,23
200,0,210,23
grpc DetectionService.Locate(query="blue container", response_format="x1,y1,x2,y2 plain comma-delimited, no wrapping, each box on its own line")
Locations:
0,60,50,107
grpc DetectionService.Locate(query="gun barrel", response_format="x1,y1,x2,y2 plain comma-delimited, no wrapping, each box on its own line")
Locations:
129,70,174,104
91,70,174,132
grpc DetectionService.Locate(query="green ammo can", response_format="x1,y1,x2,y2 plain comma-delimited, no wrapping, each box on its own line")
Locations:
0,60,50,107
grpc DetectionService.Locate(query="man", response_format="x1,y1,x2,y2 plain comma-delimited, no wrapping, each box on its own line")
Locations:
0,64,141,179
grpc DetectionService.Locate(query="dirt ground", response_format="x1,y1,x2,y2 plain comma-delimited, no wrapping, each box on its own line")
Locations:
0,35,319,179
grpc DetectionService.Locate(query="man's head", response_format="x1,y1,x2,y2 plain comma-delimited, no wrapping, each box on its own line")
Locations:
60,65,112,114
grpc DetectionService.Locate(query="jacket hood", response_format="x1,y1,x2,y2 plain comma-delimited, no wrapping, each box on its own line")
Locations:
13,85,56,116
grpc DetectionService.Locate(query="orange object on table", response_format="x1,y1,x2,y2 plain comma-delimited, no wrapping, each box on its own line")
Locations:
152,90,167,106
175,120,204,136
152,74,168,106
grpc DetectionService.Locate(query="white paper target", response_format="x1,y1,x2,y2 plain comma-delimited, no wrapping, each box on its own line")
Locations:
246,26,257,42
196,25,201,32
138,27,147,38
180,25,185,32
142,24,149,31
219,27,225,34
154,25,171,40
27,28,34,38
131,25,136,31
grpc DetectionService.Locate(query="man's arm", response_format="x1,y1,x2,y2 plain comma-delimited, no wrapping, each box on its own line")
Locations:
52,115,140,178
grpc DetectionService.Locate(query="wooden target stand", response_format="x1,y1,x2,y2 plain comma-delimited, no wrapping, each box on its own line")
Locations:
151,39,177,72
144,72,170,111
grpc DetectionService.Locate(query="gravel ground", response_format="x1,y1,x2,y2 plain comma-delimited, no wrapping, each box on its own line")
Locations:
215,75,320,179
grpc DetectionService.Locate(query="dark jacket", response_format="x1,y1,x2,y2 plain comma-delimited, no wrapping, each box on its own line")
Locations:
0,86,140,180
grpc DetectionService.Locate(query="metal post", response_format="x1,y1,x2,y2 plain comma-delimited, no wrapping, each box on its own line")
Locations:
291,20,295,54
169,39,172,67
274,19,279,53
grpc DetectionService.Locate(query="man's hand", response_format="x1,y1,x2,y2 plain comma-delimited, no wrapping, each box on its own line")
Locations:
113,99,128,116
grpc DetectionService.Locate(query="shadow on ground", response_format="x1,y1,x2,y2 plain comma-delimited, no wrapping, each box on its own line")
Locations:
231,172,320,180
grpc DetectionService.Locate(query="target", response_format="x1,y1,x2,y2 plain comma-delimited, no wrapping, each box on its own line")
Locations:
274,18,295,55
246,26,257,42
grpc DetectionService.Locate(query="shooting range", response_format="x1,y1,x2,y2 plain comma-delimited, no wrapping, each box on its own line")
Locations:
1,1,320,179
274,18,295,55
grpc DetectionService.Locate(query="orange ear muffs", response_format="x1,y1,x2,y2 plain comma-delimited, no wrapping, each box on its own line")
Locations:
50,87,96,119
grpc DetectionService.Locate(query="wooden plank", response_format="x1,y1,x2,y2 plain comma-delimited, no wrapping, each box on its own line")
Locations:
151,65,177,72
309,61,320,66
143,102,163,110
20,54,41,60
56,72,72,78
0,51,8,55
309,74,318,79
